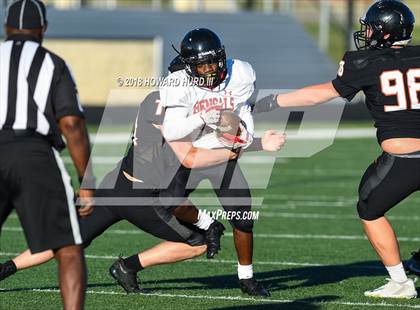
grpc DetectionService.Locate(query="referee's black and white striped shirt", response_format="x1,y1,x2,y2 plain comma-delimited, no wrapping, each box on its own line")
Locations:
0,34,84,149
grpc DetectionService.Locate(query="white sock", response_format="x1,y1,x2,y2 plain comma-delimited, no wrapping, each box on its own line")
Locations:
237,263,253,280
194,210,214,230
385,262,408,283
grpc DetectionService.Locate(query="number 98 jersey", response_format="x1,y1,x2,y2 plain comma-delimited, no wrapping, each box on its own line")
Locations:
332,46,420,144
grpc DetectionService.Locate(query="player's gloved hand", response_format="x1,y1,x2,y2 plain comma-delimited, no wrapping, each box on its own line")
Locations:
261,130,286,152
199,106,221,125
216,122,253,150
78,189,95,218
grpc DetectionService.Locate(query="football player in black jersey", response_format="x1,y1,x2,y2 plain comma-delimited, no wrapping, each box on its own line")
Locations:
253,0,418,299
0,90,285,294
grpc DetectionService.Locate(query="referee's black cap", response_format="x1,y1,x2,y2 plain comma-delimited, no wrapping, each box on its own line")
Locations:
5,0,47,30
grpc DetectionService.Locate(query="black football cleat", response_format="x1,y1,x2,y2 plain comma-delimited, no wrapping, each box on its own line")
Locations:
406,250,420,276
205,221,225,259
239,278,270,297
0,260,17,281
109,258,144,293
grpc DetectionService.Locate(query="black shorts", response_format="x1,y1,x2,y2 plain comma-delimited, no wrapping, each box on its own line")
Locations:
357,152,420,221
81,168,205,247
0,138,82,253
160,159,253,232
161,159,251,205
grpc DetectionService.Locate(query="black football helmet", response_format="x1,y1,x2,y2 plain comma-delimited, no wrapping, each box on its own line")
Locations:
354,0,415,50
174,28,227,88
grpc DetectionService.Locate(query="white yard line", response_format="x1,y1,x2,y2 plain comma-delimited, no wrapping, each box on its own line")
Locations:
0,252,325,267
260,212,420,221
89,128,376,145
263,194,357,201
2,226,420,242
63,156,284,165
261,194,420,204
8,210,418,220
267,201,356,207
0,251,384,270
0,287,417,308
5,211,418,221
277,169,362,177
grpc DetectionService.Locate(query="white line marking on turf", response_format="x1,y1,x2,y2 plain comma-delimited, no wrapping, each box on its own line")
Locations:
0,252,384,270
264,194,357,201
0,288,418,308
261,212,420,221
279,169,362,177
270,201,356,208
63,156,286,165
6,211,418,221
3,226,420,242
0,252,325,267
89,129,376,144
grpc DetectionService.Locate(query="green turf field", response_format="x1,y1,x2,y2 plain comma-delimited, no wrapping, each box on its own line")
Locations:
1,126,420,309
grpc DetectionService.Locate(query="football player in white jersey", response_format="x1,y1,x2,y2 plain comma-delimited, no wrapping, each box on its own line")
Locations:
159,28,269,297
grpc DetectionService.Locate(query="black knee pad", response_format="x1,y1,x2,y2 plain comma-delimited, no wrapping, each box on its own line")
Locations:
358,153,395,202
356,152,420,221
228,206,254,233
357,200,384,221
357,153,396,221
231,218,254,233
221,192,253,233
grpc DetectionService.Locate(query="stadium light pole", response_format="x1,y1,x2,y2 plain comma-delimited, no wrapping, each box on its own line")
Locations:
319,0,330,51
346,0,355,50
196,0,204,12
73,0,82,9
280,0,293,13
263,0,274,14
151,0,162,10
228,0,238,12
89,0,115,9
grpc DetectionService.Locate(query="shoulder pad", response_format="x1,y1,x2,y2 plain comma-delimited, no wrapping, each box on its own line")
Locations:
230,58,256,84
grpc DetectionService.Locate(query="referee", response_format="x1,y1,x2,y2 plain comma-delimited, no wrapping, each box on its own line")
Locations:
0,1,94,309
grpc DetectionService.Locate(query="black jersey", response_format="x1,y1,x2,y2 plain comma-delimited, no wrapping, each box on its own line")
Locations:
332,46,420,144
120,91,178,189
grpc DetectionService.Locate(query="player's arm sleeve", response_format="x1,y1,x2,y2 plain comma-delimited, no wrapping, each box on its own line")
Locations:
160,82,204,141
52,62,85,120
162,106,204,141
245,137,262,152
251,94,278,114
331,52,364,102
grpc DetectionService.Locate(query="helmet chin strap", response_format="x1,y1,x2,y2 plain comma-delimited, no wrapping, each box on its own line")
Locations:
372,38,411,49
392,39,411,46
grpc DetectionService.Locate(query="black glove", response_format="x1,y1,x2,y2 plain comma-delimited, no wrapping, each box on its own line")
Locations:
252,94,278,114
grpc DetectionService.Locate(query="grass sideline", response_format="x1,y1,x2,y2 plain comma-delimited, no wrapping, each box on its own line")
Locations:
1,127,420,309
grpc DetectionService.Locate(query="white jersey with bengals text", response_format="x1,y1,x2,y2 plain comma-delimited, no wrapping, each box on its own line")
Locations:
160,58,256,148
